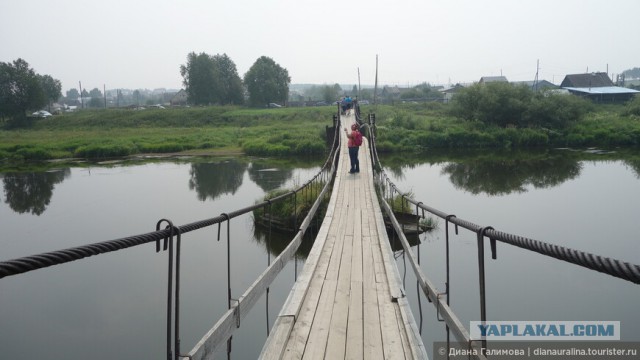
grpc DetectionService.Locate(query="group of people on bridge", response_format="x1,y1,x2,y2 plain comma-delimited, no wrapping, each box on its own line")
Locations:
340,96,353,115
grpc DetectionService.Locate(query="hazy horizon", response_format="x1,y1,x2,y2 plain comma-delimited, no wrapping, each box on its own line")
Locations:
2,0,639,93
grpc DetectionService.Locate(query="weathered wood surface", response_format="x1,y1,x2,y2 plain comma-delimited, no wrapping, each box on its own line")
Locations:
261,114,427,359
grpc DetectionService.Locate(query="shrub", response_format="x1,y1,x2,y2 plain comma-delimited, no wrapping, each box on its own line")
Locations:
450,83,532,127
524,91,591,129
74,143,137,158
14,146,52,160
138,142,191,153
624,95,640,116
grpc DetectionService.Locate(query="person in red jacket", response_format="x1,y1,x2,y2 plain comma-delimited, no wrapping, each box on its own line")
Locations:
344,123,362,173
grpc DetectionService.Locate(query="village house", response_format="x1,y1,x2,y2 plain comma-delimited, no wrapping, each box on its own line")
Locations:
170,89,188,106
560,72,639,102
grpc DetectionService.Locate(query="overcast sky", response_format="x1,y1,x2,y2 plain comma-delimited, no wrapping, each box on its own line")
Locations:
1,0,639,92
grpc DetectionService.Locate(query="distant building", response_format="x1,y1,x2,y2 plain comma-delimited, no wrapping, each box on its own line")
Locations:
560,72,639,103
440,84,465,102
560,72,614,88
381,85,402,100
170,89,188,106
479,76,508,84
512,80,558,91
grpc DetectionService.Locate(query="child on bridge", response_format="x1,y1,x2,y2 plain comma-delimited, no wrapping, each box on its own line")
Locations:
344,123,362,173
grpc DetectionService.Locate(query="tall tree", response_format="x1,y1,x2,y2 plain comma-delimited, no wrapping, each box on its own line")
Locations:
243,56,290,107
0,58,46,124
322,84,341,103
212,53,244,105
66,88,79,100
180,52,244,105
39,74,62,111
89,87,102,98
180,52,219,105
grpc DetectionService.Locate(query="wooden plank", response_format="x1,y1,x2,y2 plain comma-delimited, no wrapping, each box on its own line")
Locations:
324,207,347,281
281,276,325,360
300,279,338,360
362,235,384,360
282,221,343,358
372,204,404,299
325,233,353,358
351,210,363,283
394,303,414,360
295,194,348,359
376,278,407,360
260,316,295,360
397,297,428,359
370,231,387,285
346,280,364,359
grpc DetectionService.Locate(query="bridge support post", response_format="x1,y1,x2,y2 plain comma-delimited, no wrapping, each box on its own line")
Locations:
476,226,493,349
155,219,182,360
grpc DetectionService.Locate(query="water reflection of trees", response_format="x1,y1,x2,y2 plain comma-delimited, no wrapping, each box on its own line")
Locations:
247,156,324,192
624,159,640,179
247,162,293,192
2,169,71,215
442,156,582,195
251,223,316,259
379,149,587,196
188,160,247,201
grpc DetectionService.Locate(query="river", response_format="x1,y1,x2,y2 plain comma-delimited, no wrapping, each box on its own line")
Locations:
1,148,639,359
379,148,640,355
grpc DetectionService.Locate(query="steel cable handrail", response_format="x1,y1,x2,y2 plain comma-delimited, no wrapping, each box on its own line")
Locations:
367,118,640,285
0,120,342,280
185,118,342,360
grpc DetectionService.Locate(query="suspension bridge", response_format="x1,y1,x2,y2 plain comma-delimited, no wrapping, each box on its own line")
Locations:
259,110,425,359
1,103,639,360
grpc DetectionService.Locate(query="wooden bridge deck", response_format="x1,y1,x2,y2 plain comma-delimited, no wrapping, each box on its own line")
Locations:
260,113,427,359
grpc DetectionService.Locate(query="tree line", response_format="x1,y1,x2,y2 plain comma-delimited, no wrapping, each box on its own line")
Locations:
450,82,591,129
180,53,290,107
0,59,61,126
0,53,290,126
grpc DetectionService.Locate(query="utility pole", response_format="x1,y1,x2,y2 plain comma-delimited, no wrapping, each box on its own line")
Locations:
373,55,379,106
533,59,540,91
103,84,107,109
357,67,361,99
79,81,84,109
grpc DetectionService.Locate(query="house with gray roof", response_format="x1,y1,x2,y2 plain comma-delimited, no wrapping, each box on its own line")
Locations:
479,76,508,84
560,72,639,102
512,80,557,91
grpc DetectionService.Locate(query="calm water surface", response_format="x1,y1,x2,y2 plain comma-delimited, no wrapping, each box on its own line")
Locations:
0,156,321,359
1,149,639,359
380,148,640,354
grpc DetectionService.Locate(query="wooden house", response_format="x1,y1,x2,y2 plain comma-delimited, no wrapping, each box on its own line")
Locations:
560,72,639,102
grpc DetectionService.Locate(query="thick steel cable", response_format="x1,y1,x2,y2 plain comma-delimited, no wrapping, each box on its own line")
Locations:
368,123,640,285
1,123,342,280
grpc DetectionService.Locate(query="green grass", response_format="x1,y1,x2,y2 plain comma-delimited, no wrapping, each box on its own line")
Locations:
253,180,329,232
366,101,640,150
0,106,337,161
2,100,639,163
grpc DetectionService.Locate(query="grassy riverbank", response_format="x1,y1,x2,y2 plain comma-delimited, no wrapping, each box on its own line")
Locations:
370,101,640,151
1,100,639,165
0,106,336,161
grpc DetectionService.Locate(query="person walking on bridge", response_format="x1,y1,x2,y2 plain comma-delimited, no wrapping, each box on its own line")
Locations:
345,123,362,173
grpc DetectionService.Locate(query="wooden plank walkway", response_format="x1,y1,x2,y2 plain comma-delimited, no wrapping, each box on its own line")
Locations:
260,113,427,359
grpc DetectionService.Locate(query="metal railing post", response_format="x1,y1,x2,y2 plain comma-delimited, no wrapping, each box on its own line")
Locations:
156,219,181,360
476,226,493,349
